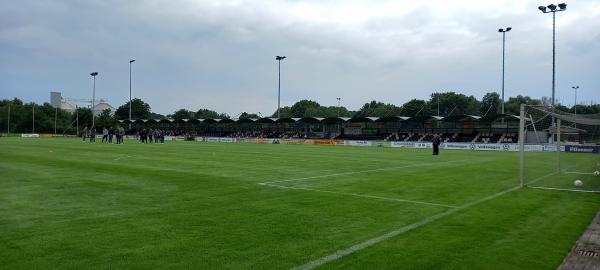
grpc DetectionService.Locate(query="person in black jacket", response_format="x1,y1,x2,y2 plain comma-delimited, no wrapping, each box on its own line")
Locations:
89,127,96,142
108,128,114,143
432,134,441,155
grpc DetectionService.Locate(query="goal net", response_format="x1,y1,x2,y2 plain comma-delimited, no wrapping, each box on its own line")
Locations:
519,104,600,192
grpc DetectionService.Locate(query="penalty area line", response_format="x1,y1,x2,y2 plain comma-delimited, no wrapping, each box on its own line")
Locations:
259,183,457,208
290,171,559,270
260,158,474,185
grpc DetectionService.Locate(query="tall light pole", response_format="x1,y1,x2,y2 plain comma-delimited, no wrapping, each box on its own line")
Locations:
54,107,58,134
90,72,98,128
539,3,567,107
275,56,286,118
498,27,512,114
76,105,79,137
336,97,341,117
572,86,579,115
437,93,440,116
32,103,35,133
6,103,10,136
129,59,135,129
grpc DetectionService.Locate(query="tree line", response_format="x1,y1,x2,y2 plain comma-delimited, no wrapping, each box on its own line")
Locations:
1,92,598,134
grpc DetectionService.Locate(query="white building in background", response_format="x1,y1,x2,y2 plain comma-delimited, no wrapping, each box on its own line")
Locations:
50,91,115,116
93,101,115,116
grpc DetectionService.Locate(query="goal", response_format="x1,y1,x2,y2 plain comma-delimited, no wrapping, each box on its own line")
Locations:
518,104,600,192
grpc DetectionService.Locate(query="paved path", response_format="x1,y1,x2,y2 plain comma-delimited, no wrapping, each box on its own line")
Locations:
558,210,600,270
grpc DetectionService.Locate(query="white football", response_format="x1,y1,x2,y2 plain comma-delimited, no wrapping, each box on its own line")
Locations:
594,171,600,176
574,180,584,187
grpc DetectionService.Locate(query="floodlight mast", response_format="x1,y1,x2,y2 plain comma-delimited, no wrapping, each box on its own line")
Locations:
498,27,512,114
572,86,579,115
129,59,135,130
90,72,98,129
572,85,579,128
276,56,286,118
6,102,10,136
538,3,567,107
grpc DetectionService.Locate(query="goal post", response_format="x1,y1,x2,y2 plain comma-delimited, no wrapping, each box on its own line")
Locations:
519,104,600,192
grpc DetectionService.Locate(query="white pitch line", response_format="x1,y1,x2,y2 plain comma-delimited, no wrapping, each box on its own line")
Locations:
290,171,559,270
261,159,472,185
563,171,594,175
260,183,457,208
113,155,133,161
528,186,600,193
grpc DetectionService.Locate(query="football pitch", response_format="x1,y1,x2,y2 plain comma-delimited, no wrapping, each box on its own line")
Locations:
1,138,599,269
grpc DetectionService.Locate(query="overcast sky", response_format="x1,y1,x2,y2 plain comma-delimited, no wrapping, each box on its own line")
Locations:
1,0,599,116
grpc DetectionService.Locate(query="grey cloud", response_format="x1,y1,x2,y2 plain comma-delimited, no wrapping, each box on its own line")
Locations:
1,0,599,115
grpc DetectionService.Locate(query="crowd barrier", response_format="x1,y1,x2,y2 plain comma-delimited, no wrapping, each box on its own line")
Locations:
193,137,596,153
11,135,596,153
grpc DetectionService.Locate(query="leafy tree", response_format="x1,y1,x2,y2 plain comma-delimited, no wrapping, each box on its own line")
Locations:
504,95,542,115
274,106,292,118
0,99,74,134
170,109,194,120
239,112,260,119
150,112,164,119
272,100,353,118
96,109,117,129
571,104,600,114
115,98,151,120
195,108,228,119
428,92,479,116
401,99,430,116
290,100,321,117
72,107,93,130
354,101,402,117
480,92,501,115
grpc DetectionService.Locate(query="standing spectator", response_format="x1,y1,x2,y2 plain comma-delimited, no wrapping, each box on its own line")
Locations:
148,128,154,144
101,127,109,143
118,127,125,144
89,127,96,142
108,128,114,144
82,126,88,142
115,127,121,144
432,134,441,156
140,128,147,143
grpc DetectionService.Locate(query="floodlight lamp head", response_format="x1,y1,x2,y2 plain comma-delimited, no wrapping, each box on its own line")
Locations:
276,56,286,61
130,59,135,63
558,3,567,10
538,6,547,12
506,27,512,31
548,4,557,11
90,72,98,76
498,28,503,32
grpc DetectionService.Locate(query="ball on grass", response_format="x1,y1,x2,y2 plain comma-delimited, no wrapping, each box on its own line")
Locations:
574,180,583,187
594,171,600,176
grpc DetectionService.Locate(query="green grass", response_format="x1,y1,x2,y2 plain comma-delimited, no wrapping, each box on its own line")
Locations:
0,138,598,269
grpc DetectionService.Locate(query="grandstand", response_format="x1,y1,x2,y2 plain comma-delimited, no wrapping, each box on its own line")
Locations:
118,113,524,144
